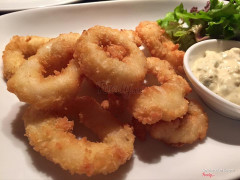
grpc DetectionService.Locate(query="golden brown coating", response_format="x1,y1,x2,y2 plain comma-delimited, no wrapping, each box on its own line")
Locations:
2,35,50,80
7,33,82,110
24,96,135,176
74,25,147,94
128,57,192,124
149,101,208,146
136,21,185,73
121,29,142,47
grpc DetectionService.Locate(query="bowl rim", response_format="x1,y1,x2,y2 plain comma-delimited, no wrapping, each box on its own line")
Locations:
183,39,240,110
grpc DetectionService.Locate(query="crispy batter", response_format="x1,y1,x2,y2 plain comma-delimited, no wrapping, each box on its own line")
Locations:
103,30,142,61
74,25,147,93
104,44,128,61
7,33,82,110
2,35,50,80
136,21,185,73
24,96,135,176
128,57,191,124
149,101,208,146
121,29,142,47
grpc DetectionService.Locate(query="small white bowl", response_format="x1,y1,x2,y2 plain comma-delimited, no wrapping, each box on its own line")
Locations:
184,39,240,120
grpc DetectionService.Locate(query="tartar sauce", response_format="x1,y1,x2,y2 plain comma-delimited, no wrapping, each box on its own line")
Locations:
191,48,240,106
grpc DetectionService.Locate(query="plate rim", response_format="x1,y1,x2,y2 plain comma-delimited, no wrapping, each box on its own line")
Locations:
0,0,81,12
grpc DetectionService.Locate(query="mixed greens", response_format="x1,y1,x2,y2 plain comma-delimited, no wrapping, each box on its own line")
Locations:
157,0,240,51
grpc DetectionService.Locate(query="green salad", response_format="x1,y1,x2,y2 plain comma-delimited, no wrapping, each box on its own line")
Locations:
157,0,240,51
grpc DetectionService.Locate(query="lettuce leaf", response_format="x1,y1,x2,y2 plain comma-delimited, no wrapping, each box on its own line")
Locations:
157,0,240,51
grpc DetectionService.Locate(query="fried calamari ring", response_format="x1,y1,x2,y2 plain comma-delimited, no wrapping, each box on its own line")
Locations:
24,96,135,176
74,26,147,93
128,57,191,124
136,21,185,73
149,101,208,146
7,33,82,110
2,35,50,80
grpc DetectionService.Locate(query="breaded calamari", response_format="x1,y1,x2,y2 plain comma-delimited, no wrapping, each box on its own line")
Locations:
2,35,50,80
7,33,82,110
24,96,135,176
74,25,147,94
136,21,185,73
149,101,208,146
128,57,191,124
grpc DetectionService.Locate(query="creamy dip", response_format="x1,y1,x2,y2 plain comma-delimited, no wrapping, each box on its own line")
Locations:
191,48,240,106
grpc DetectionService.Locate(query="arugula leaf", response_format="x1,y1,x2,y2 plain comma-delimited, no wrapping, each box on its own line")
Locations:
157,0,240,51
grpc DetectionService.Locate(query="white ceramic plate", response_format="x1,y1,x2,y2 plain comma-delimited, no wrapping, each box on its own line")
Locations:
0,0,80,12
0,1,240,180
